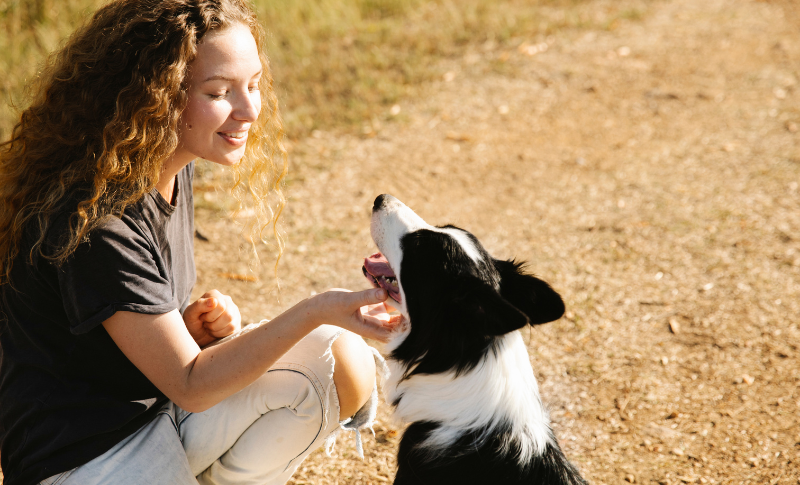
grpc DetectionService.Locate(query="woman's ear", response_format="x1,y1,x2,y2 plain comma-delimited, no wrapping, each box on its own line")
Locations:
493,259,565,325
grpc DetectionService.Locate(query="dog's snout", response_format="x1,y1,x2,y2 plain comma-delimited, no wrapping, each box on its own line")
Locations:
373,194,397,213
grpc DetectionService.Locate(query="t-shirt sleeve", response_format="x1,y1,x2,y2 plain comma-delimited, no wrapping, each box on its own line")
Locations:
56,216,179,335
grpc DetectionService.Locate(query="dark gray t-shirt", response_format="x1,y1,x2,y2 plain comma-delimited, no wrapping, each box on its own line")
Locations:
0,163,196,485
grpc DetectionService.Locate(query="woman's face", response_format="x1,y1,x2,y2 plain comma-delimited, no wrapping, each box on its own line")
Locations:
176,24,262,166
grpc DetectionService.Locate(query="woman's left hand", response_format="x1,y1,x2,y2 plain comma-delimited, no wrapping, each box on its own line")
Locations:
183,290,242,347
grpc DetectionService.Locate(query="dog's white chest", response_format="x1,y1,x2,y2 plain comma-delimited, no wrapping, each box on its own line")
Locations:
384,331,552,461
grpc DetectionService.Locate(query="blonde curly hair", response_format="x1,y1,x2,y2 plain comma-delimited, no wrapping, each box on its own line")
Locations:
0,0,287,285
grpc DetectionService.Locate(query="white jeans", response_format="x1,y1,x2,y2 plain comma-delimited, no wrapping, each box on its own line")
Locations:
40,324,373,485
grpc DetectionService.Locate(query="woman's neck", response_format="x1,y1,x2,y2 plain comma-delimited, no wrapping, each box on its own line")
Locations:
157,152,193,203
158,176,177,205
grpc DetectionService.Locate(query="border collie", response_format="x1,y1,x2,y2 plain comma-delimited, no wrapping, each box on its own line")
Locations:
362,194,587,485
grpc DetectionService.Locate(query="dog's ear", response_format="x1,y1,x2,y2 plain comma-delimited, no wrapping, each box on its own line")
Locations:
494,259,565,325
454,279,531,336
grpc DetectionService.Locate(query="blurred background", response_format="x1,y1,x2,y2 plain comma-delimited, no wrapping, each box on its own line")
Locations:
1,0,649,140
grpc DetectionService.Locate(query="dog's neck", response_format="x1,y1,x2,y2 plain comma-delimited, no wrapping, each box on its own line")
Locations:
383,330,553,464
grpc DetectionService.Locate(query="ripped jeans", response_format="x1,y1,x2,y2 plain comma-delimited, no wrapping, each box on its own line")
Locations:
40,324,380,485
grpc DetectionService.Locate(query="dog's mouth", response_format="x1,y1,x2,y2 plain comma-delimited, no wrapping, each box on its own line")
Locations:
363,252,402,304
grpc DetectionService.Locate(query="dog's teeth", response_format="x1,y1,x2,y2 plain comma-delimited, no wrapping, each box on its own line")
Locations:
375,275,398,290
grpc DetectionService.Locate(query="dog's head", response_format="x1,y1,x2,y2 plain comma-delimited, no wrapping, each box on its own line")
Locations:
363,194,565,377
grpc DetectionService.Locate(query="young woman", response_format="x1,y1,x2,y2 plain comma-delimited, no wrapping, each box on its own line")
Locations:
0,1,397,484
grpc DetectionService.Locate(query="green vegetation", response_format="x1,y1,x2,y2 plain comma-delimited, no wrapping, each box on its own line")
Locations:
0,0,107,139
0,0,646,139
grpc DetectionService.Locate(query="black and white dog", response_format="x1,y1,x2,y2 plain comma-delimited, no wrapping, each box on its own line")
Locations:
363,194,587,485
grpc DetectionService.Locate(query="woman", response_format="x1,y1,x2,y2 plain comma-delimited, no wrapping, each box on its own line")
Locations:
0,1,397,484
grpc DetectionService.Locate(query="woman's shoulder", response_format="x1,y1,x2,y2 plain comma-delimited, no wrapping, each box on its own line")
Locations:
42,194,152,258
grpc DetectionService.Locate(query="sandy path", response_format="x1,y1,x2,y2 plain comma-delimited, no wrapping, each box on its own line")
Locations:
191,0,799,483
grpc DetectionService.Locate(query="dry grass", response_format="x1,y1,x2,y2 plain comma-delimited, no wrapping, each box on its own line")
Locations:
0,0,649,139
257,0,606,136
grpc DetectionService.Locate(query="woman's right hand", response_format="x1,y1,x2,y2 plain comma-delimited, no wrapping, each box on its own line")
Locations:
303,288,402,342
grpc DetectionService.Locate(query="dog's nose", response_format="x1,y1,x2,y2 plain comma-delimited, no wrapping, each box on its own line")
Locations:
373,194,393,212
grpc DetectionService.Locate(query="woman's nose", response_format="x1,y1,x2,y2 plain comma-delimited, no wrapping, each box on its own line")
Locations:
233,90,260,122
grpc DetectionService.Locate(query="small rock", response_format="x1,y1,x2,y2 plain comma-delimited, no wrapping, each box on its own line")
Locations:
668,318,680,334
625,473,636,483
742,374,755,385
671,447,684,456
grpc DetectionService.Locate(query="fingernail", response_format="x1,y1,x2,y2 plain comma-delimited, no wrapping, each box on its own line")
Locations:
207,298,215,307
375,288,387,299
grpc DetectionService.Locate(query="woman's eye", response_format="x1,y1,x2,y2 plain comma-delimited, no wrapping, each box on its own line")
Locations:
209,92,228,100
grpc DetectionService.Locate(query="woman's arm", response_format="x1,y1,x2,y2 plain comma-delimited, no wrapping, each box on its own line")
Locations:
103,288,392,413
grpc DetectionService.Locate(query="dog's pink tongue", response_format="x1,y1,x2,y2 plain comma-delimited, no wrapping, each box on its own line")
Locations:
364,252,395,278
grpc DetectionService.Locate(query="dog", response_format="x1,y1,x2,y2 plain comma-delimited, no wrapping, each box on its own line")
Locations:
362,194,587,485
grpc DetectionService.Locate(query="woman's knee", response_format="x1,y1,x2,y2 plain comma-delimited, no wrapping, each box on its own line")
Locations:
331,332,375,421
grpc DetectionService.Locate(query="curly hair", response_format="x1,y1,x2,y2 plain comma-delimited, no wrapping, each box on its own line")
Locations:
0,0,287,285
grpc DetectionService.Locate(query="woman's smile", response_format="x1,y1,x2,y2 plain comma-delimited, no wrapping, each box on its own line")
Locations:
218,130,249,145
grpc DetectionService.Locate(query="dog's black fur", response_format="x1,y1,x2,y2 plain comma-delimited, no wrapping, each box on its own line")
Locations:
396,422,584,485
392,229,565,379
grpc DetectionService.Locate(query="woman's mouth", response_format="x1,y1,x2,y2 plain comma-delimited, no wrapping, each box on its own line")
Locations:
218,130,248,145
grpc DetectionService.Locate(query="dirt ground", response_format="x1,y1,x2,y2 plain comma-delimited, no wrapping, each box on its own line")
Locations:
191,0,800,483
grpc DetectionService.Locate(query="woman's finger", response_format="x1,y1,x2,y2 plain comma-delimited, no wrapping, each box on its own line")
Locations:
183,297,214,323
354,316,395,342
361,302,403,326
201,289,225,299
351,288,388,308
207,321,236,338
326,287,387,308
204,312,233,331
201,296,227,323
